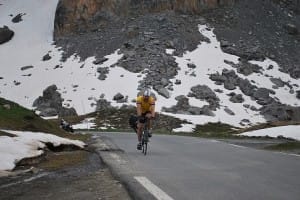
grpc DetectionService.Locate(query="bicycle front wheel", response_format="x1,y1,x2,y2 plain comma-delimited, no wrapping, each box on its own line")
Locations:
143,142,147,155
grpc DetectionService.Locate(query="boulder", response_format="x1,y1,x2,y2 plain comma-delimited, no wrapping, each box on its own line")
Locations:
200,105,215,116
40,108,58,117
209,72,227,83
158,87,170,98
161,78,169,87
162,95,214,116
270,78,285,88
236,61,262,76
229,94,244,103
220,40,230,47
253,88,275,105
260,103,300,121
33,85,77,117
21,65,34,71
224,80,236,90
93,57,108,65
224,107,235,115
12,13,24,23
97,67,109,80
296,90,300,100
188,84,220,110
284,23,298,35
187,63,196,69
238,79,256,96
42,53,51,61
0,26,14,44
113,93,124,101
96,99,112,111
175,79,181,85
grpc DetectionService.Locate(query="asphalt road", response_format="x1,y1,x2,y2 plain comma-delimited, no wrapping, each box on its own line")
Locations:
94,132,300,200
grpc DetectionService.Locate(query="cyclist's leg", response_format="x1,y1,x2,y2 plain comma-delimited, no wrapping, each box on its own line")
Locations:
136,114,146,149
137,121,143,142
137,122,143,150
145,112,153,136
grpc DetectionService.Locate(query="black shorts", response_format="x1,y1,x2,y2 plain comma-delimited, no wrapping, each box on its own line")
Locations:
138,112,151,123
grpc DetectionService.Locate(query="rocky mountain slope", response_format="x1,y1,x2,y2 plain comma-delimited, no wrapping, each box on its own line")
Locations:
0,0,299,128
53,0,300,123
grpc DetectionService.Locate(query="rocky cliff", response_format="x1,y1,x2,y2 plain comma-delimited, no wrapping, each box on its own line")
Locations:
54,0,235,36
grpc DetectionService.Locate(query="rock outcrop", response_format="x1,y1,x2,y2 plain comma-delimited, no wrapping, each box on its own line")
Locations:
0,26,14,44
33,85,77,117
54,0,236,36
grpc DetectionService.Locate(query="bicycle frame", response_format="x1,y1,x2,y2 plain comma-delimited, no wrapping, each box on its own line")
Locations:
141,117,149,155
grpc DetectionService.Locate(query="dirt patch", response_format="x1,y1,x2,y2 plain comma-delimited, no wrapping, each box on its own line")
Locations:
37,150,88,171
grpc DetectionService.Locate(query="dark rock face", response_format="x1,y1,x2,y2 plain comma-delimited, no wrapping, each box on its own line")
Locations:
204,0,300,79
12,13,25,23
96,98,112,111
253,88,275,105
113,93,128,103
93,57,108,65
42,53,52,61
270,77,285,88
54,0,236,36
20,65,34,71
296,90,300,99
224,59,262,76
33,85,77,117
224,107,235,115
260,102,300,121
0,26,14,44
188,85,220,110
229,93,244,103
162,95,215,116
97,67,109,80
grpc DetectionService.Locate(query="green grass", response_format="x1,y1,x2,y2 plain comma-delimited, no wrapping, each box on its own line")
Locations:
0,97,89,142
192,122,239,138
264,141,300,151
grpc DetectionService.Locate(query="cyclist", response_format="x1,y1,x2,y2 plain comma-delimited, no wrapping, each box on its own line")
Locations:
136,89,156,150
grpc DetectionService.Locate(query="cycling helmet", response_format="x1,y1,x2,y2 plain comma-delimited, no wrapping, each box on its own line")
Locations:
143,89,151,97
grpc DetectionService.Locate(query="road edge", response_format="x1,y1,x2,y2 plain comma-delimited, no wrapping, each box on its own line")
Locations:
91,134,157,200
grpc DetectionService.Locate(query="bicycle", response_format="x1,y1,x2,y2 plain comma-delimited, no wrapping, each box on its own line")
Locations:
141,117,150,155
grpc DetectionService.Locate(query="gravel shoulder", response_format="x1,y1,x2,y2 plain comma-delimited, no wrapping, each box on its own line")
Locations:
0,143,131,200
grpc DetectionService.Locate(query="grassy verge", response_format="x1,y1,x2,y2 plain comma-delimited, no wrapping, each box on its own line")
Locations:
191,122,239,138
264,141,300,151
0,97,89,142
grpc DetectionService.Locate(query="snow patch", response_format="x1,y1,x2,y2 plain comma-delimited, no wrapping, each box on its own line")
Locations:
240,125,300,141
0,130,85,171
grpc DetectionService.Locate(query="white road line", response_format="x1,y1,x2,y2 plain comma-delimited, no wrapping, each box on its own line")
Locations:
134,176,174,200
227,143,247,148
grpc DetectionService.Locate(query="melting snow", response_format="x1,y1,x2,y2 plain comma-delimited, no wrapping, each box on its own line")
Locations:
0,130,85,171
